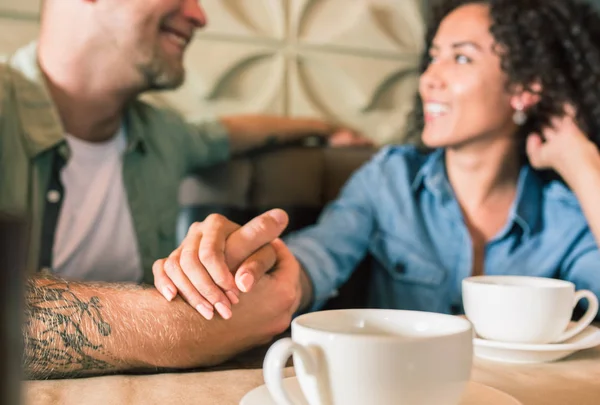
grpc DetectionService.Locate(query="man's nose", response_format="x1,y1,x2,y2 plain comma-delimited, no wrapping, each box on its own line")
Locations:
183,0,207,28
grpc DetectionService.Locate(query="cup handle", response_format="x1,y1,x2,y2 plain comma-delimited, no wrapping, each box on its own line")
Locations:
555,290,599,343
263,338,319,405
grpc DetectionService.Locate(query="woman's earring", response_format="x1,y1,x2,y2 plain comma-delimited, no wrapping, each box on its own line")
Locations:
513,105,527,125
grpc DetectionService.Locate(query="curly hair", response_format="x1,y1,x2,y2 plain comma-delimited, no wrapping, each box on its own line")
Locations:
407,0,600,153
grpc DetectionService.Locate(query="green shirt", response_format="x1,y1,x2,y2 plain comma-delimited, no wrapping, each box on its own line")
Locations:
0,43,230,283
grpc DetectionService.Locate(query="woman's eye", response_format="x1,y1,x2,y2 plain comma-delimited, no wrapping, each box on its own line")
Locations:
455,54,472,64
428,55,438,64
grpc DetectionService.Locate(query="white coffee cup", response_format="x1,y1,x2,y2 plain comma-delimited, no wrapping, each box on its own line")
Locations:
463,276,599,344
263,309,473,405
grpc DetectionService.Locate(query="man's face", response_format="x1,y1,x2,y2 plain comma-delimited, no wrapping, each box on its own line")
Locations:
99,0,207,90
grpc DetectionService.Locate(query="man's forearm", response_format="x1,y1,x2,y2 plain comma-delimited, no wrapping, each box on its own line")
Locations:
23,276,286,379
220,115,333,155
24,277,172,379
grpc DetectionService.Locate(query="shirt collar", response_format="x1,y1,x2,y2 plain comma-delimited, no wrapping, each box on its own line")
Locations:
507,164,543,238
9,42,146,157
122,104,147,154
412,148,543,238
9,41,66,157
411,149,455,205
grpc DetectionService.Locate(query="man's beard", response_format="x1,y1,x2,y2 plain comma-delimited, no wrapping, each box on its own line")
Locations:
137,45,185,91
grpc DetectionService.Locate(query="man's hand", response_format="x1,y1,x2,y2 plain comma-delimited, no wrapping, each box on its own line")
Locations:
328,127,374,147
153,209,289,320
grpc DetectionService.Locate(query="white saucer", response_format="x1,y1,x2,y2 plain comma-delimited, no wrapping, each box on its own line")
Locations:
474,324,600,364
240,376,521,405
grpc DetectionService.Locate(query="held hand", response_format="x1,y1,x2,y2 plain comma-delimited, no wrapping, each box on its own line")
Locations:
258,238,303,320
526,105,599,181
153,209,289,320
193,239,303,366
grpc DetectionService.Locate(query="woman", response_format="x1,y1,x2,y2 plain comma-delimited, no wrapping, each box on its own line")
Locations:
154,0,600,318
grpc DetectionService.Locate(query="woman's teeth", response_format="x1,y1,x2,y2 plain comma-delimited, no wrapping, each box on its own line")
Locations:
425,103,450,115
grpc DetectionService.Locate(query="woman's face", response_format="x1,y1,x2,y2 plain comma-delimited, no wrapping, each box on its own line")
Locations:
419,3,517,149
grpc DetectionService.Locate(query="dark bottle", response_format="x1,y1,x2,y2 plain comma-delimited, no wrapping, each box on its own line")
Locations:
0,212,28,405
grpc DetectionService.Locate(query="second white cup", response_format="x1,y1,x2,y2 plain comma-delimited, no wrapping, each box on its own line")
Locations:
463,276,599,344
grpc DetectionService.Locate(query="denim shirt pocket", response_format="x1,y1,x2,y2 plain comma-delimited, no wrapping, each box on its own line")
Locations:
370,230,447,287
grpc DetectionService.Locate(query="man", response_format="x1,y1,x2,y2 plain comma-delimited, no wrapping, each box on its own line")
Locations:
2,0,366,378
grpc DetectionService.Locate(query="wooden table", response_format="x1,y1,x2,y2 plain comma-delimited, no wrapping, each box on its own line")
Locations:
24,342,600,405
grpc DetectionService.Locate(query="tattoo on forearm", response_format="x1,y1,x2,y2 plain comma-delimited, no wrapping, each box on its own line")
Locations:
23,279,114,379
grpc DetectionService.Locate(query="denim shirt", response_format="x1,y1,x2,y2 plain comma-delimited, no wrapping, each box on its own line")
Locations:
286,146,600,316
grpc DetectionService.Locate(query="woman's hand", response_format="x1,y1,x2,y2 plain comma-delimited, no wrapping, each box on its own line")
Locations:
526,105,600,186
328,127,374,147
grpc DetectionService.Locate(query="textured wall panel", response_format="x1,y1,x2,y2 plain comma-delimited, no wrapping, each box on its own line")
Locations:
0,17,39,56
0,0,39,57
155,0,426,144
0,0,40,15
1,0,426,144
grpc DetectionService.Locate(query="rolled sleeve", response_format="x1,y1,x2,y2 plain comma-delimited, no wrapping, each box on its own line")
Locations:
289,238,344,312
285,154,383,312
186,118,231,170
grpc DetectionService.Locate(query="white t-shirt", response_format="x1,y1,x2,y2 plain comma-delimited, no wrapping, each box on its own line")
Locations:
52,127,143,282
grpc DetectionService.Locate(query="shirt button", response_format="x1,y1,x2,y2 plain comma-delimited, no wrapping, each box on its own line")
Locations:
47,190,61,203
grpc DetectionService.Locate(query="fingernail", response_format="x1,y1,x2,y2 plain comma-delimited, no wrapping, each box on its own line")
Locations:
215,302,232,320
238,272,254,293
226,290,240,305
269,209,287,225
196,304,214,320
162,286,176,301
